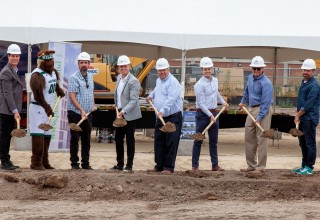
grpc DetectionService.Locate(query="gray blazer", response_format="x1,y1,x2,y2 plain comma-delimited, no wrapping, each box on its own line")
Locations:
114,73,142,121
0,64,23,115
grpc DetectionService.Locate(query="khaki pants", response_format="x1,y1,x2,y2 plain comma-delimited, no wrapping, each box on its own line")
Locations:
244,106,272,169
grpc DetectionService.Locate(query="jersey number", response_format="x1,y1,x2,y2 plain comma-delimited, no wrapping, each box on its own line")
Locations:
48,83,56,94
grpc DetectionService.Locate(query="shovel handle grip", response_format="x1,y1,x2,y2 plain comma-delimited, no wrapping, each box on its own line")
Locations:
47,96,61,123
201,106,226,134
148,100,166,126
77,112,92,126
296,122,299,129
241,106,265,132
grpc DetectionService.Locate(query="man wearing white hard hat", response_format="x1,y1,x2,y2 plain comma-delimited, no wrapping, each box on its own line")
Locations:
67,52,95,170
146,58,182,174
239,56,273,174
111,55,142,172
192,57,228,172
0,44,23,170
291,59,320,175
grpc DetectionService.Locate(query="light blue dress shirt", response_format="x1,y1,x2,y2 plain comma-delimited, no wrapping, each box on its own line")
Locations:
149,73,182,117
194,76,226,117
240,73,273,121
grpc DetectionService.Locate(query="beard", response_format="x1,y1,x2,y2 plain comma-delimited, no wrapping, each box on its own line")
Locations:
80,67,88,75
40,60,54,73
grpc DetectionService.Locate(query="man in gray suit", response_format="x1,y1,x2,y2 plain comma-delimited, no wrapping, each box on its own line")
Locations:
111,55,142,172
0,44,23,170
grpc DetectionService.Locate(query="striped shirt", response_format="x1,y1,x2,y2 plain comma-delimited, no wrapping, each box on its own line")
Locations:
67,70,94,114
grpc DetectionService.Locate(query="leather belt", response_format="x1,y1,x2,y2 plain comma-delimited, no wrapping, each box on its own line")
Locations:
251,104,260,108
196,108,216,113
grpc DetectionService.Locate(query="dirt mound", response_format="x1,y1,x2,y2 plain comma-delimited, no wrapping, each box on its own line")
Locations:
1,169,320,202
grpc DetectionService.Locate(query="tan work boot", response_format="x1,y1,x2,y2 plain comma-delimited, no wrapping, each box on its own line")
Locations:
240,167,255,172
250,169,265,174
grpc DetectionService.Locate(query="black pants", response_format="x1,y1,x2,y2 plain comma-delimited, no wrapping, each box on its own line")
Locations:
67,110,92,167
154,112,182,172
0,113,15,162
115,120,136,168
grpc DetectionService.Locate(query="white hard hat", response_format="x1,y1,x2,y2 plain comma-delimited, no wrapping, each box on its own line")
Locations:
77,52,90,61
301,59,316,70
200,57,213,68
7,44,21,54
249,56,266,67
117,55,131,66
156,58,170,70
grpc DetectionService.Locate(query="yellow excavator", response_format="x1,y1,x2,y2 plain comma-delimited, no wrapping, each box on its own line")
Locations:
90,55,156,104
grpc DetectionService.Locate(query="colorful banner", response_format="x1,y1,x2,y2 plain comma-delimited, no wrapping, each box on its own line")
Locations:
48,42,81,151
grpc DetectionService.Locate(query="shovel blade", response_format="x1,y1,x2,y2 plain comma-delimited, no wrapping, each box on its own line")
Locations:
289,128,303,137
189,133,206,140
113,118,127,127
260,129,275,138
69,123,82,131
38,123,52,131
160,122,176,133
11,129,26,138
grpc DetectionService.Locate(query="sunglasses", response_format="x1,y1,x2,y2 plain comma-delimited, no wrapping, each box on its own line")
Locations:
83,76,89,88
252,67,262,71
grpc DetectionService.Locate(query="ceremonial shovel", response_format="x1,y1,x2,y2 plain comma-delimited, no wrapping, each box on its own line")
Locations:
289,122,303,137
112,107,127,127
148,100,176,133
38,96,61,131
190,106,226,140
11,118,26,138
241,106,275,138
69,111,93,132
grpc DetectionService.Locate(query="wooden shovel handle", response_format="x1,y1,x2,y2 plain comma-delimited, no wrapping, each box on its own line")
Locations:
115,106,122,118
241,106,265,132
148,100,166,126
77,112,92,126
202,106,226,135
47,96,61,123
15,118,20,129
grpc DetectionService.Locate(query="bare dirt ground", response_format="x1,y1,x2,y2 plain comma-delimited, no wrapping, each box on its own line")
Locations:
1,127,320,219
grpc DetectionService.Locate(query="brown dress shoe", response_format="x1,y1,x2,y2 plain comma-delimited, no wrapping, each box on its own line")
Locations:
240,167,255,172
212,165,224,171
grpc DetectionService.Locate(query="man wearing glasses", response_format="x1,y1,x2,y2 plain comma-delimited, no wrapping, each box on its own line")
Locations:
239,56,273,174
110,55,142,172
67,52,95,170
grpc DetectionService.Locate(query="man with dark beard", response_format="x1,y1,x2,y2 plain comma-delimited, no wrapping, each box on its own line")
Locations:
67,52,95,170
29,50,65,170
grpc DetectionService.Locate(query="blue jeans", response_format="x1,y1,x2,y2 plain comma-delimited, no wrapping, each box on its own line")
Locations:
298,120,317,169
192,110,219,168
154,112,182,172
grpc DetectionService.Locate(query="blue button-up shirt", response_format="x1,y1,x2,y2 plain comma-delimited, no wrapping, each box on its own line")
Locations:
297,76,320,124
149,73,182,117
194,76,226,117
240,73,273,121
67,70,94,114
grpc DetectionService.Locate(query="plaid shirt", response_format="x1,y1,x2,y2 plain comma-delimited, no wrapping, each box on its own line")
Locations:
67,70,94,114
